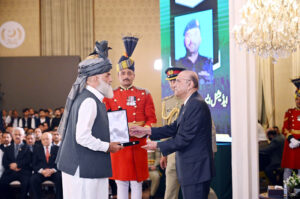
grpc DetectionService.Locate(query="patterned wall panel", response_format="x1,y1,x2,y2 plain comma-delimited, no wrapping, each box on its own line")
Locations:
94,0,162,125
0,0,40,56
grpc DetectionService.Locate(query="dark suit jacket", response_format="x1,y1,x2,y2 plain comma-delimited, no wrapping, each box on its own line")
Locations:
2,143,32,175
150,91,214,186
20,117,33,129
35,117,50,127
259,134,285,168
32,145,59,173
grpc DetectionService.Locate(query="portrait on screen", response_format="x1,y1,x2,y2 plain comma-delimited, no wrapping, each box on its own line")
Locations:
174,10,214,85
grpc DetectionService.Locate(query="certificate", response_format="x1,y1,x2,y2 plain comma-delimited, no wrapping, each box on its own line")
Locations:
107,109,129,143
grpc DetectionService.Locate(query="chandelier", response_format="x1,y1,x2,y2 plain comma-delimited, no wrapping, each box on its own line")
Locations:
233,0,300,62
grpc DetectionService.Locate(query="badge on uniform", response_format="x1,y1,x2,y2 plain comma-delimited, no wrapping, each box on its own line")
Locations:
127,96,136,106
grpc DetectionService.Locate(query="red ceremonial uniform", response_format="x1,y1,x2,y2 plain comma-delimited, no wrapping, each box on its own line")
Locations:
103,85,157,182
281,108,300,169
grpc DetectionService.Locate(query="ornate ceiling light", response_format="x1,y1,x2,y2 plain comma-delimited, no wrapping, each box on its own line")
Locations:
233,0,300,62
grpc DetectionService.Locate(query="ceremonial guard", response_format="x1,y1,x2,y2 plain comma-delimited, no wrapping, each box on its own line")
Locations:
161,67,185,199
103,36,157,199
281,77,300,180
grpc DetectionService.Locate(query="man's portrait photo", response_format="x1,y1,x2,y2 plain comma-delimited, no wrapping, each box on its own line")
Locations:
174,10,214,85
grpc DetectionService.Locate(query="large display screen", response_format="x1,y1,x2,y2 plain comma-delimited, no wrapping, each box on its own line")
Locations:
160,0,230,135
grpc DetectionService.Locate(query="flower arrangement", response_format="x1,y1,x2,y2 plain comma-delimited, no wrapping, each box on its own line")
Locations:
284,171,300,190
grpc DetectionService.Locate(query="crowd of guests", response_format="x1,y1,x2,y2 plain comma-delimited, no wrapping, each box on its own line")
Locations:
0,108,63,199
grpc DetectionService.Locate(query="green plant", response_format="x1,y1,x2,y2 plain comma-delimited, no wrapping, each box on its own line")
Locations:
284,171,300,190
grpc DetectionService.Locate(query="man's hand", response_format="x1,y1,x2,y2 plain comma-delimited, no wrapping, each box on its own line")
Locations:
160,156,167,169
141,140,157,151
9,163,18,171
108,142,124,153
289,138,300,149
129,126,151,138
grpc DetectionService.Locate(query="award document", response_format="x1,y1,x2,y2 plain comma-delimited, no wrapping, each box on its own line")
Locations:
107,109,129,143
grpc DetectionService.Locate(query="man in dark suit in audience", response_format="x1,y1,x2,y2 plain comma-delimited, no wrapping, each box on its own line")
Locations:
19,108,33,129
0,127,32,199
35,109,50,127
30,132,62,199
130,70,214,199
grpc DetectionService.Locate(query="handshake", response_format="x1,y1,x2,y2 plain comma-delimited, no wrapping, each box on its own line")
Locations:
129,126,158,151
129,126,152,138
289,138,300,149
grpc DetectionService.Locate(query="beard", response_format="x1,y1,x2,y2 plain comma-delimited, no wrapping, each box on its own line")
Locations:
96,79,114,99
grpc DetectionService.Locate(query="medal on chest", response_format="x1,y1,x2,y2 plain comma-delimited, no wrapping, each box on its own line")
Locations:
297,115,300,121
127,96,136,106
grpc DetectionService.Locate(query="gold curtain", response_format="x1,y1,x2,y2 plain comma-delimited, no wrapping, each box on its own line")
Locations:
256,57,275,127
292,51,300,78
41,0,94,59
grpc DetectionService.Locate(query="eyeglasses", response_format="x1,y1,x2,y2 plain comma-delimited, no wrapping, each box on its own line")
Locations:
175,78,191,83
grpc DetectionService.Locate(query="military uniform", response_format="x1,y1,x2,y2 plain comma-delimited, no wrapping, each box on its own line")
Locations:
161,95,183,199
281,107,300,169
176,54,213,85
103,85,157,182
148,149,161,198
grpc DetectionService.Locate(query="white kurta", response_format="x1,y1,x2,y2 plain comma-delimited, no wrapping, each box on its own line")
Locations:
62,85,110,199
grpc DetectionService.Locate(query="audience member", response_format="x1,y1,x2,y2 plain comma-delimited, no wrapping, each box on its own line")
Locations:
1,132,12,149
0,127,32,199
5,126,13,134
8,110,20,127
30,132,62,199
51,129,61,146
34,128,43,146
26,133,36,152
19,108,33,129
42,122,49,132
259,129,285,185
36,109,50,127
50,108,61,130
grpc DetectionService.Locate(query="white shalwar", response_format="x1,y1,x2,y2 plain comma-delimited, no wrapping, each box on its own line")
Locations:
62,86,110,199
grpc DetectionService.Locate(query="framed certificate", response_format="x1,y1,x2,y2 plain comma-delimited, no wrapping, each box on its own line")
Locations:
107,109,129,143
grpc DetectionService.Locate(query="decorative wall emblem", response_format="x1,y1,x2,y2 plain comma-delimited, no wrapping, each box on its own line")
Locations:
0,21,25,48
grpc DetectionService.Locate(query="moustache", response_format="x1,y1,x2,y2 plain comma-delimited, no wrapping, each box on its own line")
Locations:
123,78,130,81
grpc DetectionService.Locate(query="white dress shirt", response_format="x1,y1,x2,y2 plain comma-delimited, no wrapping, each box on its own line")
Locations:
75,85,109,152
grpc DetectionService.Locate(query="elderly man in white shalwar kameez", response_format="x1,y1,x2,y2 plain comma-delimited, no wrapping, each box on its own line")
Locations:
56,40,123,199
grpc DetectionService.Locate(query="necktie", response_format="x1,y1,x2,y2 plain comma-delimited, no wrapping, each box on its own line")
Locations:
45,147,50,163
14,144,20,159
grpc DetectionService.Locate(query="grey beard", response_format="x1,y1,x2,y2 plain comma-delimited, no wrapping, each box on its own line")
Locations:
96,79,114,99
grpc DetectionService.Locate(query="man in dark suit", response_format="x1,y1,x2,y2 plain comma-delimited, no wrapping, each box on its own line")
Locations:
19,108,33,129
30,132,62,199
130,70,214,199
0,127,32,199
259,129,285,185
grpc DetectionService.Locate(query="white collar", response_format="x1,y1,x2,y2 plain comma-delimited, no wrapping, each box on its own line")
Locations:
184,93,193,105
86,85,104,102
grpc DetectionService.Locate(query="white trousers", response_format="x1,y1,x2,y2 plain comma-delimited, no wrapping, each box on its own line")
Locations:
62,168,108,199
115,180,142,199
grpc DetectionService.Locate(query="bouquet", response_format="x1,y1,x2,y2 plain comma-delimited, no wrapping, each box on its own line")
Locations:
284,171,300,190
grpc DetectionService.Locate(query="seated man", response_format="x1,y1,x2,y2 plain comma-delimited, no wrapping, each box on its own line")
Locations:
259,129,285,185
0,127,32,199
0,132,13,177
30,132,62,199
25,132,36,152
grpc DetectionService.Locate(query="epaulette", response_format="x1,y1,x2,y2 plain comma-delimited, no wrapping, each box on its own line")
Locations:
162,95,175,102
135,86,149,94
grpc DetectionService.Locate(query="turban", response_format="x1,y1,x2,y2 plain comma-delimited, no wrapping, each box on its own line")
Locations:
58,40,112,138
